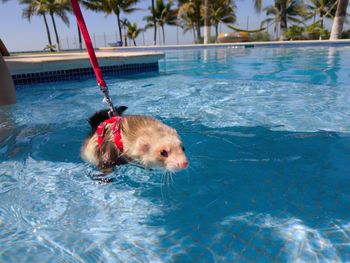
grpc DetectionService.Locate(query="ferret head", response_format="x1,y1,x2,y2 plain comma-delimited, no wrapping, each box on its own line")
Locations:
122,116,188,172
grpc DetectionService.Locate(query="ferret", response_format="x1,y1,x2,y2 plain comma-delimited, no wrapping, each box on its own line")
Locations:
81,106,188,173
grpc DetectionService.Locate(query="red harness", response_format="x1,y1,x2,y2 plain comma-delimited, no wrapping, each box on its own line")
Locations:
97,116,124,152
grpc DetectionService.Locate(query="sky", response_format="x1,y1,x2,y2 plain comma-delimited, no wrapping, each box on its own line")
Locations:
0,0,335,52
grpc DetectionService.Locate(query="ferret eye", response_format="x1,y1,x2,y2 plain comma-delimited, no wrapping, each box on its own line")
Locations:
160,150,168,158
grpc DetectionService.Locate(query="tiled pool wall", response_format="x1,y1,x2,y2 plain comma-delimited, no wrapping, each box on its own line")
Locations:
12,62,159,86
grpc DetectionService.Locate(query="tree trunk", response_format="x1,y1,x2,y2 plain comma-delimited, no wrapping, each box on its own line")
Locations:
320,12,324,28
330,0,349,40
192,27,196,43
195,1,201,41
204,0,210,44
50,12,60,51
176,24,179,44
162,25,165,45
133,38,136,46
124,28,128,47
42,13,54,51
215,23,218,41
116,11,123,45
319,13,324,40
77,23,82,50
158,26,161,45
154,24,158,45
151,0,157,45
279,0,287,39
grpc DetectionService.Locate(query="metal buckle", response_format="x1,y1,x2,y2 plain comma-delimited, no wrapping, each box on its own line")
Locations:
98,83,117,117
108,109,115,118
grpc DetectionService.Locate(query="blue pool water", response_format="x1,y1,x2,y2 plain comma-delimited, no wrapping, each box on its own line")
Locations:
1,46,350,262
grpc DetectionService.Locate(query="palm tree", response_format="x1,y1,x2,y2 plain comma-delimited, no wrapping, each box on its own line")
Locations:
126,22,143,45
210,0,236,39
330,0,349,39
144,13,157,44
280,0,287,31
121,18,129,46
178,0,202,41
156,0,177,44
262,0,305,38
145,0,177,45
151,0,157,45
46,0,71,51
77,23,82,50
178,7,197,42
178,0,199,42
253,0,262,12
82,0,139,46
20,0,55,51
193,0,202,40
305,0,337,28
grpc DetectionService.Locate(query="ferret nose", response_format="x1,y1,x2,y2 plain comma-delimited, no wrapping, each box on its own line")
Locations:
179,161,189,169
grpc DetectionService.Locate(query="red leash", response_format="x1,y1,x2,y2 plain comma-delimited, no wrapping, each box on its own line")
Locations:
71,0,116,116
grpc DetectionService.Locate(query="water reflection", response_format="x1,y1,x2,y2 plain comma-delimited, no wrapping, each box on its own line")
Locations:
164,46,350,86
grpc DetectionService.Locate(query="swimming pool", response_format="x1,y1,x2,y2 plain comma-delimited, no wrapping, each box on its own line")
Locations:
1,46,350,262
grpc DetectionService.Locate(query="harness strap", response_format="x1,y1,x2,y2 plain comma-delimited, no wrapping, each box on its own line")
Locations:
71,0,116,117
97,117,124,152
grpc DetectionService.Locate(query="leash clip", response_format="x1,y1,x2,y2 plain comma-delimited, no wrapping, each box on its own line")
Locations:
98,83,117,117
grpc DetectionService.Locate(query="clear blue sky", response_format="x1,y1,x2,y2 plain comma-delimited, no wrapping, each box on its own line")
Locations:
0,0,334,52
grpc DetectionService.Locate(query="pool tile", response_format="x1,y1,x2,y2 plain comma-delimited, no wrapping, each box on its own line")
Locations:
12,62,159,87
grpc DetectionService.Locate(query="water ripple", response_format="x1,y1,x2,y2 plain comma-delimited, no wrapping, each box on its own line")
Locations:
0,174,18,194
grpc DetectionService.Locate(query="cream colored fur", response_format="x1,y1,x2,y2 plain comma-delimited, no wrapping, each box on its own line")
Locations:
81,115,188,171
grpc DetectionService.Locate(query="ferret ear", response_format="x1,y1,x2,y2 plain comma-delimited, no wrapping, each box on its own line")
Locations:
137,137,150,153
115,106,128,116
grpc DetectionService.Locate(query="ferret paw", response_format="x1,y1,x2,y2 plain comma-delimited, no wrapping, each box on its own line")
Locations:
90,173,114,184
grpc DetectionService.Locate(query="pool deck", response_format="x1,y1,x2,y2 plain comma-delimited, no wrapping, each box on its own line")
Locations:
5,51,164,74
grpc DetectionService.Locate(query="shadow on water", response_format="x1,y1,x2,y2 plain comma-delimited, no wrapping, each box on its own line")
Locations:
0,119,87,163
140,119,350,261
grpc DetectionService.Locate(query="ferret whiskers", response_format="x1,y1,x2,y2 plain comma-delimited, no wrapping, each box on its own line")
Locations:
160,172,165,200
168,171,174,185
161,171,174,188
160,172,172,200
166,172,171,186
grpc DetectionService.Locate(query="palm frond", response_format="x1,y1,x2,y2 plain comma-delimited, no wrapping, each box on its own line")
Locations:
254,0,262,13
227,24,267,33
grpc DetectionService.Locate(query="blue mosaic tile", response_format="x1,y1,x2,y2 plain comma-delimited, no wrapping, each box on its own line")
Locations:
13,62,159,87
